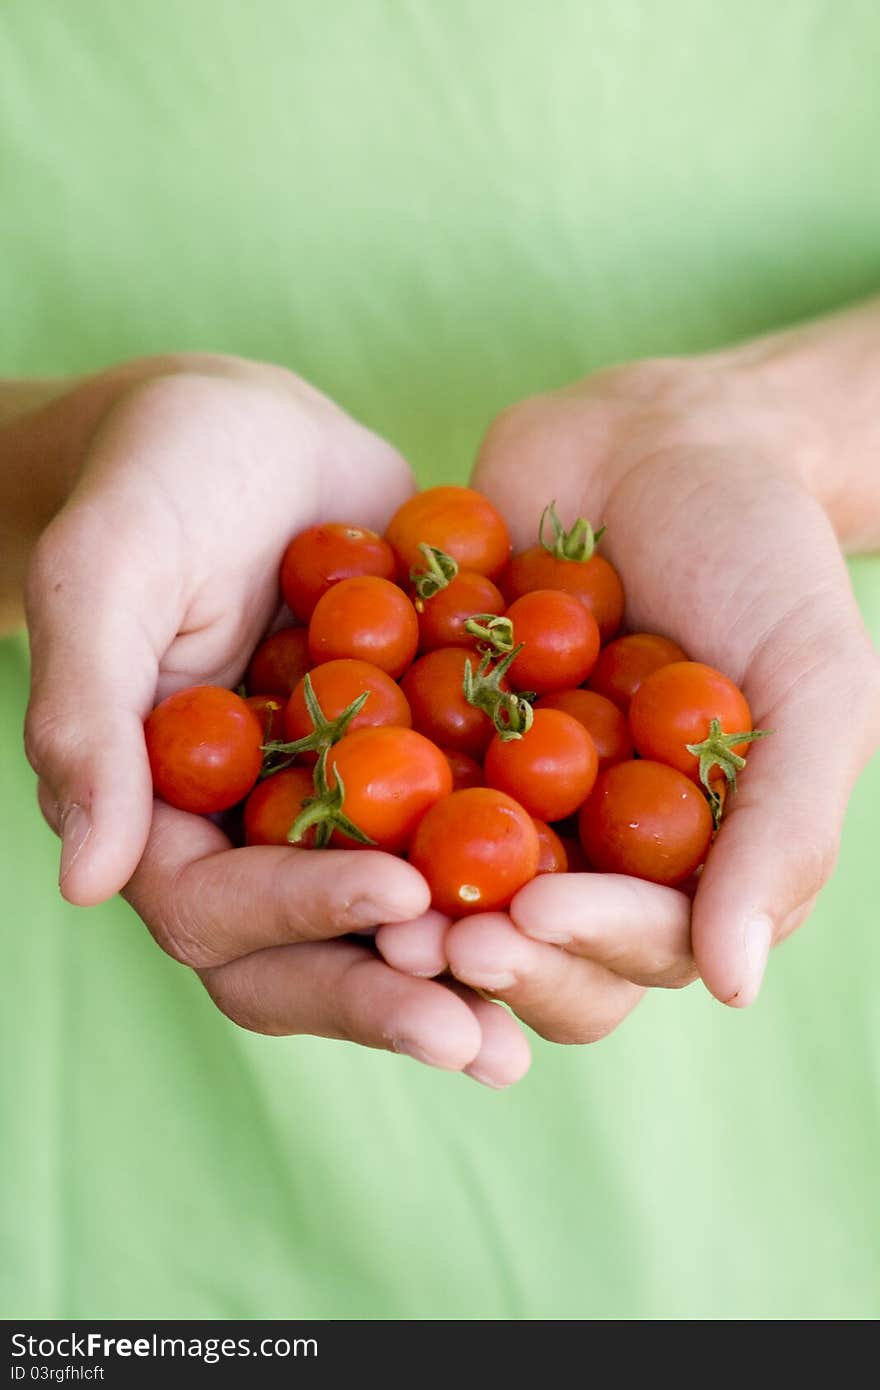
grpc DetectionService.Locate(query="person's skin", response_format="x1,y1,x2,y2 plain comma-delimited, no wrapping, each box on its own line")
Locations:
378,299,880,1046
3,301,880,1084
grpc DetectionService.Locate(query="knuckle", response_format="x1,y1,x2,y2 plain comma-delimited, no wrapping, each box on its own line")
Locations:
202,969,279,1036
151,898,222,970
534,1014,621,1046
23,698,71,778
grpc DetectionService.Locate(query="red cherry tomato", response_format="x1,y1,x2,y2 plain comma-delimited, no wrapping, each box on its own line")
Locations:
244,767,317,847
245,694,288,743
505,590,600,694
628,661,754,782
280,522,396,622
587,632,687,711
484,708,598,822
442,748,485,791
325,726,453,852
308,576,418,678
535,689,633,771
415,570,505,652
578,759,713,886
502,549,624,643
408,788,541,916
385,486,511,581
533,819,569,874
401,647,497,759
555,832,590,873
284,660,411,753
145,685,263,814
246,627,312,697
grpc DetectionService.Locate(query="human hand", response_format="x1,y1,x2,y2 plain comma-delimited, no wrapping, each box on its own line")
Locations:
380,347,880,1043
22,357,530,1086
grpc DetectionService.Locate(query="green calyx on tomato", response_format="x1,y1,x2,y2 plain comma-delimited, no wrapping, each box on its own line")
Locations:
409,543,459,601
686,716,774,825
463,646,534,741
286,746,376,849
539,500,606,563
262,672,370,773
464,613,515,655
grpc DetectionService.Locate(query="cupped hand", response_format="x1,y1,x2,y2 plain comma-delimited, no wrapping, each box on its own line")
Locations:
23,356,529,1086
381,354,880,1043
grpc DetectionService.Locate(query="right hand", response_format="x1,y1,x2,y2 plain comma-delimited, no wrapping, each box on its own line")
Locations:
22,356,531,1088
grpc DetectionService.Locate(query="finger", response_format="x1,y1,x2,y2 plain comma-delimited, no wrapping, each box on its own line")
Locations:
447,987,532,1088
446,912,644,1044
473,393,611,550
375,909,451,977
24,510,167,906
510,873,697,988
692,657,880,1008
199,939,483,1073
126,801,432,968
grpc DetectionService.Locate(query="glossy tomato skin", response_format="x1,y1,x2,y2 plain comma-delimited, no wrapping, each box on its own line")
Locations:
401,646,497,759
578,759,713,886
408,788,541,916
533,819,568,874
308,576,418,678
243,767,317,846
587,632,687,712
245,694,288,743
502,548,624,643
484,708,598,822
505,590,600,694
326,726,453,852
246,627,312,697
284,659,411,750
385,486,511,581
535,688,632,771
628,661,754,781
145,685,263,814
442,748,485,791
280,522,396,622
415,570,505,652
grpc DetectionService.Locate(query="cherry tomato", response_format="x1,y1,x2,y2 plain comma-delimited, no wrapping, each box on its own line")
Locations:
408,788,541,916
505,590,600,694
502,549,624,643
578,759,713,886
555,832,590,873
385,486,511,581
535,689,633,771
533,818,568,874
325,727,453,852
244,767,318,847
415,570,505,652
246,627,312,697
442,748,485,791
245,694,288,743
587,632,687,711
484,708,598,822
401,647,497,758
280,522,396,622
284,660,411,754
145,685,263,814
628,661,754,782
308,576,418,678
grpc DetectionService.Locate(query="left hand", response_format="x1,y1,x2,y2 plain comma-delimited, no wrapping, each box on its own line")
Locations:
379,352,880,1045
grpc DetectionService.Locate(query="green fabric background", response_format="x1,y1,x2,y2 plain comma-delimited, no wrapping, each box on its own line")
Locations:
2,1,879,1318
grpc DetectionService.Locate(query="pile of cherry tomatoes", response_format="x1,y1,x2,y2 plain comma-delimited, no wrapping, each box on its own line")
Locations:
145,486,768,916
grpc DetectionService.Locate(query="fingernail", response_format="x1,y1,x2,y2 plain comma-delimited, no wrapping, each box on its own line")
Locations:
465,1067,512,1091
736,914,773,1007
462,969,517,991
392,1039,446,1069
521,924,572,945
59,804,91,885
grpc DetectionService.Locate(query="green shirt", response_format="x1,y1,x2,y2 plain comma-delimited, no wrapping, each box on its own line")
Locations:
2,0,879,1318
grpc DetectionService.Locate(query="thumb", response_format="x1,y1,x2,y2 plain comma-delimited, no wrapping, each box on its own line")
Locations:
23,508,162,906
691,647,880,1007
